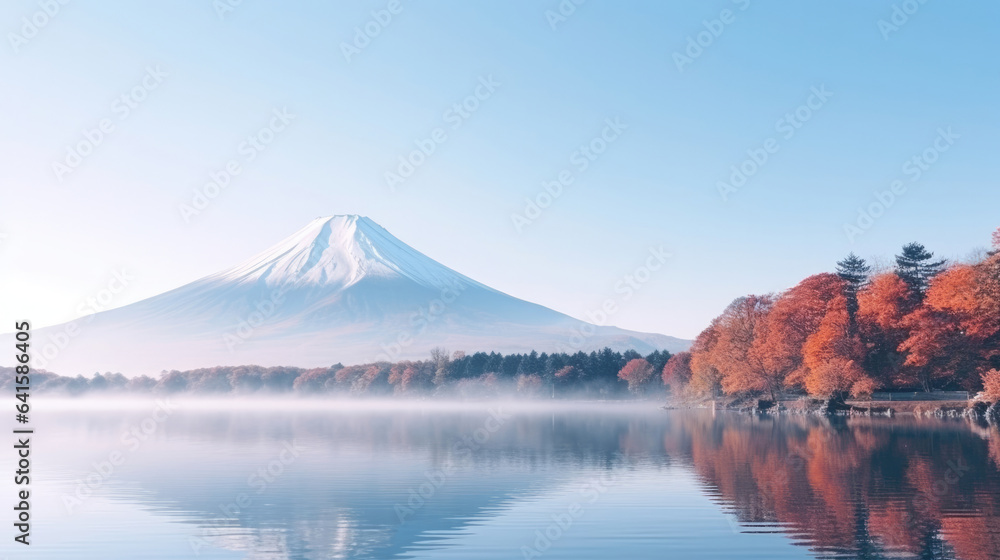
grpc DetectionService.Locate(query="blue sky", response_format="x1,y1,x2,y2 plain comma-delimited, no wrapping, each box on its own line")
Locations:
1,0,997,339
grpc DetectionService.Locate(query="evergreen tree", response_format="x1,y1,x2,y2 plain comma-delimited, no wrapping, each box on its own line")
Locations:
525,350,540,374
622,349,642,362
895,242,945,297
502,354,521,378
516,356,529,378
543,353,565,380
836,253,870,290
644,350,672,375
836,252,870,323
484,352,502,374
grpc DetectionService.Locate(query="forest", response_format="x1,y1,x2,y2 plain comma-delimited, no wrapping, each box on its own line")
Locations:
1,347,674,398
663,229,1000,402
9,230,1000,403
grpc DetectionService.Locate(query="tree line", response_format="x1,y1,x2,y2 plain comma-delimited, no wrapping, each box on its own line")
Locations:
2,348,675,398
663,230,1000,402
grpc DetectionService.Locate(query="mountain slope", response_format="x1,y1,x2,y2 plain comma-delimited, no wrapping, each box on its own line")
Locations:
13,216,690,375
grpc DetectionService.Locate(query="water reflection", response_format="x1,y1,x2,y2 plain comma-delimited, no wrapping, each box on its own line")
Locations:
18,401,1000,559
680,413,1000,559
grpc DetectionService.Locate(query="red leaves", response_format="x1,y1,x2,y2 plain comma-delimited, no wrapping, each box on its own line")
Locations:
683,230,1000,397
661,352,692,388
618,358,654,394
754,274,845,391
981,369,1000,402
801,295,870,397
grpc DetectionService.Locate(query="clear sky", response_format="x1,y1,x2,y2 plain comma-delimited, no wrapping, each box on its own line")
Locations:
1,0,997,340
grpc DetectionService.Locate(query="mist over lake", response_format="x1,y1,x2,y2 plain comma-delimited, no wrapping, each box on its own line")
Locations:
5,399,999,560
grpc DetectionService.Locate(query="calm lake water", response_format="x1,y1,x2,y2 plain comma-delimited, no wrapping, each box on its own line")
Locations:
5,400,1000,560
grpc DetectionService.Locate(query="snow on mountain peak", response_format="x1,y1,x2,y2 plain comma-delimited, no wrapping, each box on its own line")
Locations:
208,215,488,292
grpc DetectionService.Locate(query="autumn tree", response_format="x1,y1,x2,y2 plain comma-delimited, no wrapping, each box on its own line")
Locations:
711,295,779,398
430,347,451,387
752,274,845,392
618,358,654,394
801,296,872,398
389,360,427,394
900,257,1000,390
856,273,914,387
516,373,543,396
661,352,693,392
554,365,576,387
689,320,724,397
981,370,1000,402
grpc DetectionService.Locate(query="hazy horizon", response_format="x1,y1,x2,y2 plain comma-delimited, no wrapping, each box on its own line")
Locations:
3,1,998,340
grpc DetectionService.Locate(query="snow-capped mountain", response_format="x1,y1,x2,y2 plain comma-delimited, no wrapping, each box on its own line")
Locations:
16,216,690,375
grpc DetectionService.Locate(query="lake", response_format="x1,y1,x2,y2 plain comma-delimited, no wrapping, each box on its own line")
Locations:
4,399,1000,559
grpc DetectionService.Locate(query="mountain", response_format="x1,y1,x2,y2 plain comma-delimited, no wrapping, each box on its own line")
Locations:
12,216,690,375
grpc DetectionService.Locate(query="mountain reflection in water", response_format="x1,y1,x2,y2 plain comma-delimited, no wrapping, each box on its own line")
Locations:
16,401,1000,560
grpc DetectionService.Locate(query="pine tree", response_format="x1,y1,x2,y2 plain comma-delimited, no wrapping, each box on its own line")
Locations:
836,253,870,323
895,243,945,297
836,253,870,289
516,356,529,378
622,349,642,362
484,352,502,374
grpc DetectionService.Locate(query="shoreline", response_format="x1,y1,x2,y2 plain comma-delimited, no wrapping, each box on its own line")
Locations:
664,396,1000,422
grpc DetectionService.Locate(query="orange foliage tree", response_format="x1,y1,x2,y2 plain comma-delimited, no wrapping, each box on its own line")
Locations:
801,296,872,397
900,259,1000,390
982,369,1000,402
856,273,913,387
687,228,1000,398
753,274,845,392
688,319,724,396
661,351,693,391
711,295,778,398
618,358,654,394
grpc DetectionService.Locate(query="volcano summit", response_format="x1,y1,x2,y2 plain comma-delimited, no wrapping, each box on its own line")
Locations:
17,216,689,375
